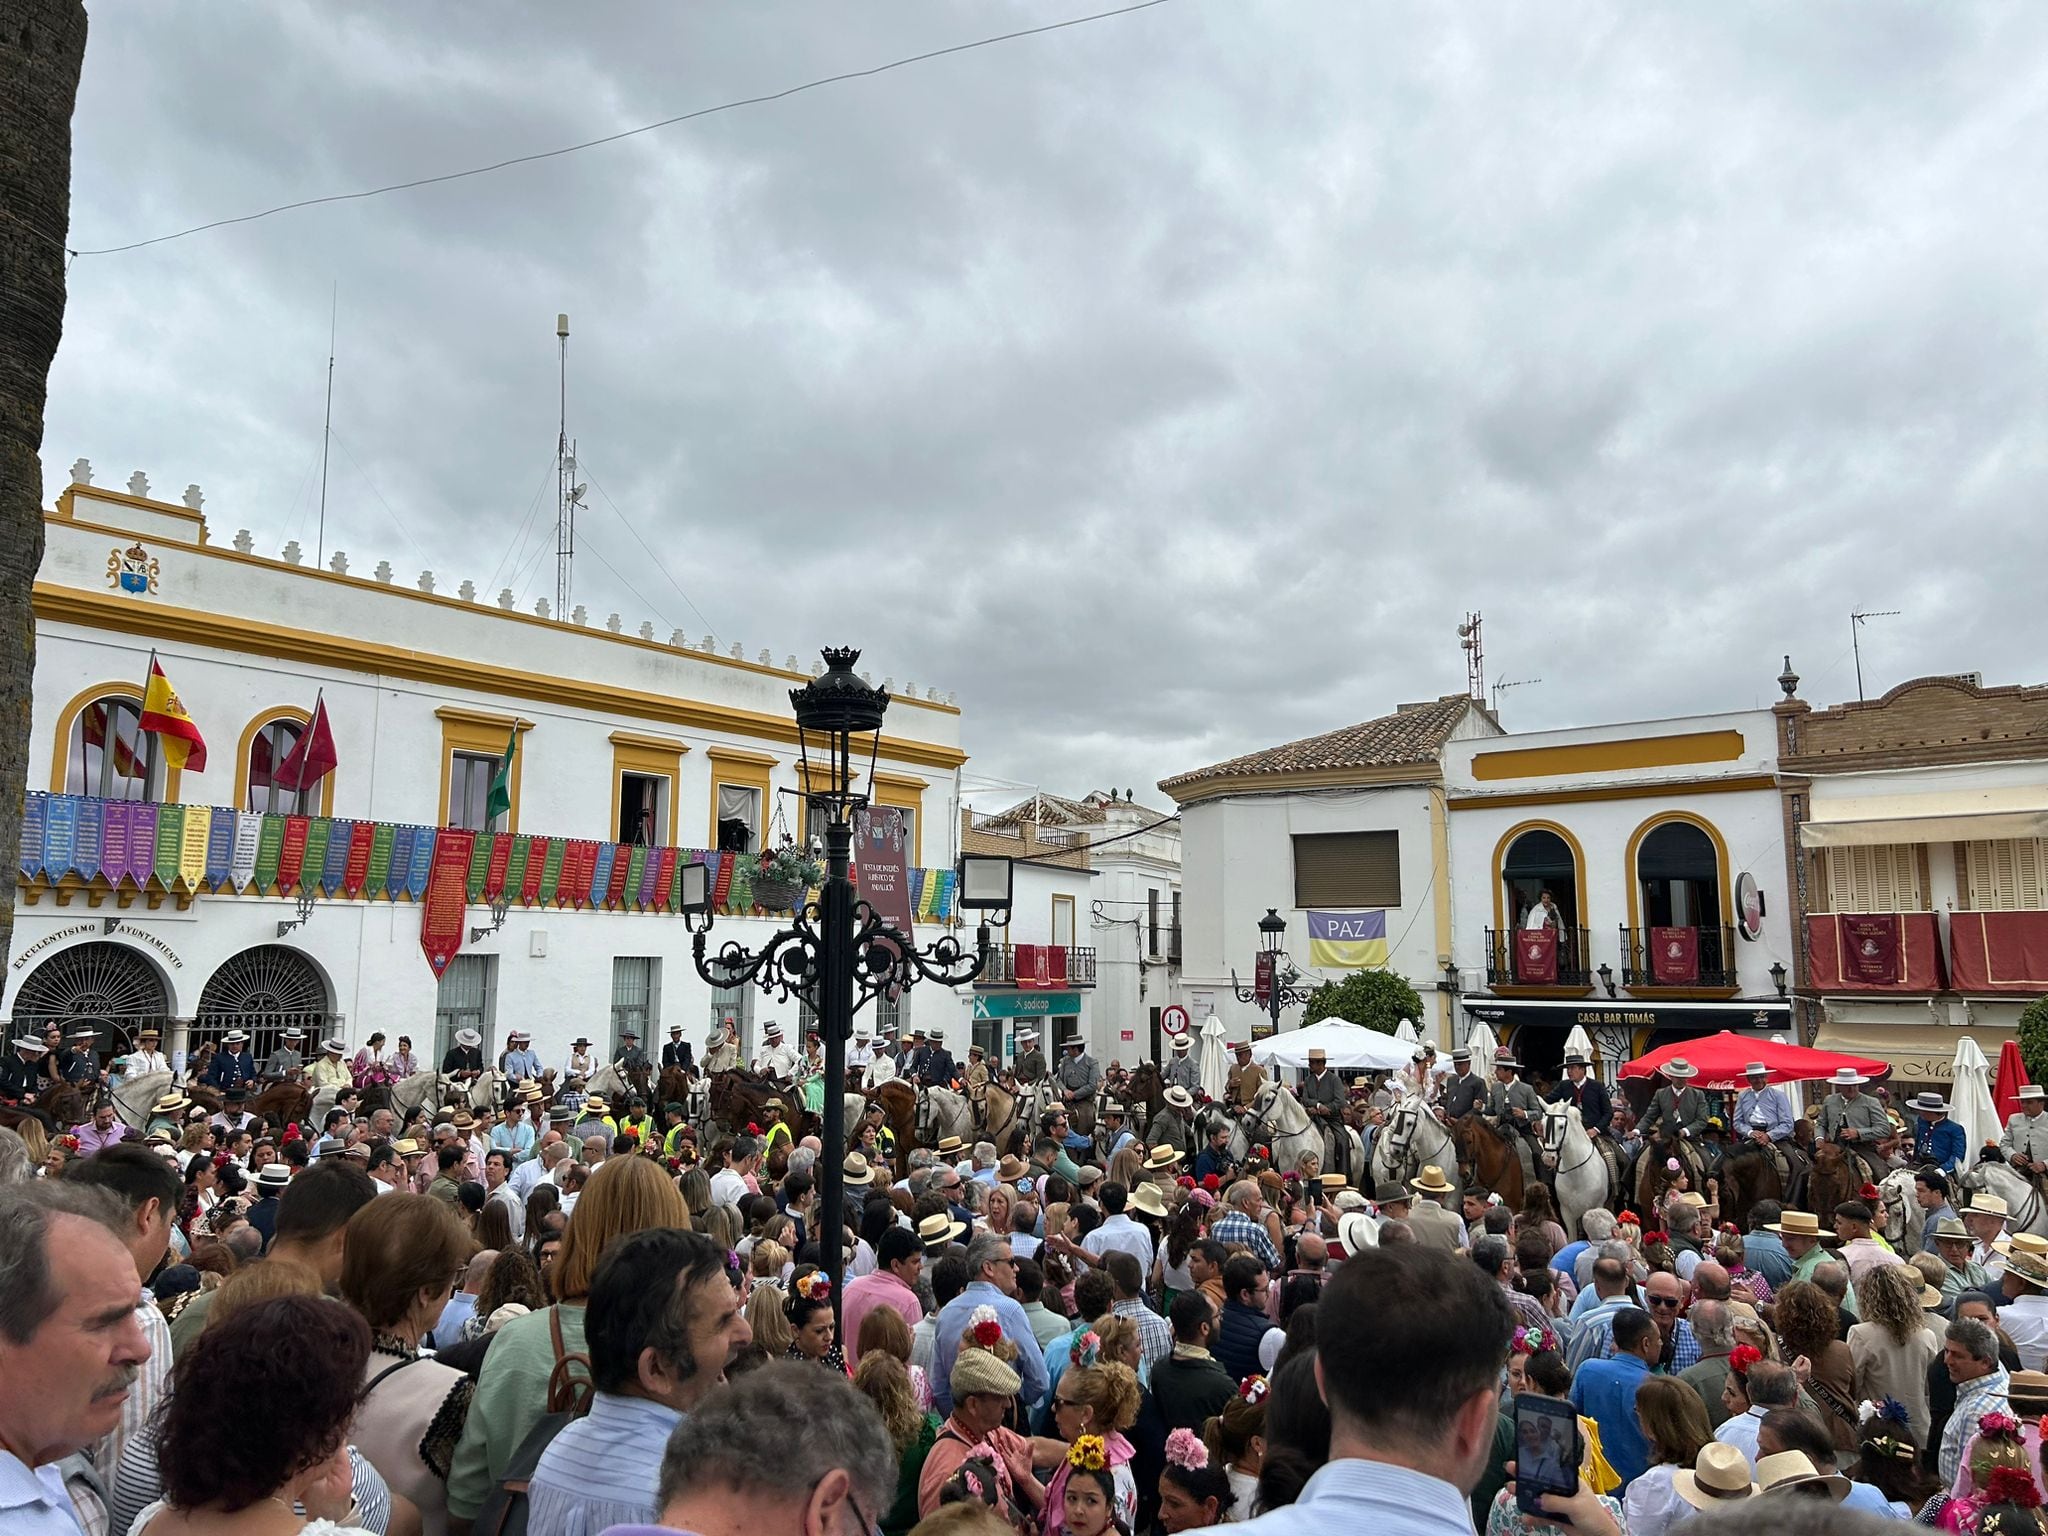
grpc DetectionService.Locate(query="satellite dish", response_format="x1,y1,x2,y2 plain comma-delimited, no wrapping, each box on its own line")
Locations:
1457,623,1472,637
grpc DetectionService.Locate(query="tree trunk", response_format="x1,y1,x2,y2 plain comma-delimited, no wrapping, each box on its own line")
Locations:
0,1,88,1006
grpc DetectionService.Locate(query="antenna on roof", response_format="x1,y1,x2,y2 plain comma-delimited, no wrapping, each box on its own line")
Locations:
555,312,575,621
1850,609,1900,701
1458,613,1484,703
1492,677,1541,714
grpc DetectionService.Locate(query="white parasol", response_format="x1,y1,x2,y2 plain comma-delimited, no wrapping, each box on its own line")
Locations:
1564,1024,1596,1067
1249,1018,1412,1071
1464,1020,1499,1070
1393,1017,1419,1045
1951,1035,1999,1173
1198,1012,1230,1103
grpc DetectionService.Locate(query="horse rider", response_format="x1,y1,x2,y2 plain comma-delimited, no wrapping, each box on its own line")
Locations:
1300,1047,1345,1149
754,1020,800,1085
1545,1049,1612,1137
964,1044,992,1115
1098,1099,1139,1162
1907,1091,1967,1175
1635,1057,1713,1144
1055,1036,1102,1110
55,1026,103,1086
122,1027,170,1080
847,1022,876,1084
569,1034,600,1079
308,1038,354,1092
1,1036,45,1102
703,1019,740,1076
1438,1046,1485,1123
261,1027,306,1083
502,1030,543,1084
1483,1051,1544,1150
613,1028,654,1096
906,1029,957,1089
1818,1067,1893,1150
204,1029,259,1091
1732,1062,1796,1147
1398,1045,1437,1103
1226,1040,1266,1110
2003,1084,2048,1176
864,1033,900,1090
1013,1027,1047,1092
1162,1034,1201,1096
1147,1086,1195,1156
661,1023,695,1077
211,1084,260,1137
442,1027,486,1084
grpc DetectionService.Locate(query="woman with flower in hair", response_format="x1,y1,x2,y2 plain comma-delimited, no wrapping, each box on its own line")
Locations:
1157,1428,1235,1531
1937,1411,2039,1531
1035,1353,1141,1535
1204,1376,1267,1522
1856,1397,1939,1519
1055,1438,1131,1536
786,1270,844,1370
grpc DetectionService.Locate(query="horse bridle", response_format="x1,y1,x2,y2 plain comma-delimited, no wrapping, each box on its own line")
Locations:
1540,1106,1600,1179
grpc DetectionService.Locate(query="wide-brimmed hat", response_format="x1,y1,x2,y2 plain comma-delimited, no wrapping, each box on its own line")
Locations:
1563,1051,1591,1068
1336,1211,1377,1256
1929,1216,1972,1244
519,1084,544,1103
151,1091,190,1115
1920,1281,1946,1310
1662,1058,1699,1080
936,1135,964,1155
1130,1183,1170,1219
1306,1048,1327,1064
1374,1180,1411,1206
547,1104,575,1124
280,1027,306,1040
571,1036,592,1048
2008,1250,2048,1292
1765,1210,1827,1238
1143,1144,1181,1171
762,1098,785,1113
1675,1443,1761,1510
1319,1172,1347,1191
393,1138,423,1157
1906,1092,1950,1115
1064,1038,1085,1051
997,1154,1029,1181
1967,1192,2011,1219
841,1153,875,1187
1493,1052,1522,1072
137,1028,160,1041
1170,1035,1191,1053
254,1163,292,1190
2009,1370,2048,1415
1743,1061,1770,1076
1756,1450,1847,1502
1164,1086,1194,1111
1231,1040,1251,1053
321,1038,346,1055
1017,1027,1038,1044
582,1096,610,1115
950,1344,1022,1401
11,1038,47,1056
455,1028,482,1047
1826,1068,1868,1087
1409,1165,1455,1195
221,1029,250,1045
1101,1100,1126,1117
2021,1084,2048,1100
918,1212,966,1248
451,1110,476,1131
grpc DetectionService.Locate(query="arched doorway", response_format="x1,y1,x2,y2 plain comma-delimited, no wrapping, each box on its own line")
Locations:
196,945,334,1065
10,941,170,1057
1637,821,1722,927
1627,818,1734,988
1503,827,1582,931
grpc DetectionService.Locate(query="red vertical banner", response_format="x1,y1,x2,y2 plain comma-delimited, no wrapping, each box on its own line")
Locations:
605,845,632,908
557,840,590,908
521,836,549,905
710,850,734,909
1013,942,1038,989
277,815,310,892
1650,926,1699,984
655,847,678,912
343,821,376,896
484,833,514,901
1045,944,1068,988
1254,951,1275,1004
853,807,916,931
420,828,475,978
1516,928,1558,983
1841,915,1900,984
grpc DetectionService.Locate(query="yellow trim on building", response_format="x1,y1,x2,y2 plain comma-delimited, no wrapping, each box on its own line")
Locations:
875,778,926,866
40,514,961,717
55,484,207,527
610,730,688,847
1446,774,1777,811
707,749,775,854
48,681,186,801
1470,730,1747,782
438,710,530,833
234,707,336,817
1489,819,1591,942
1622,810,1735,942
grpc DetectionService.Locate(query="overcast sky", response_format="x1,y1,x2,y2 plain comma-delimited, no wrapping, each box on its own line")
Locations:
44,2,2048,804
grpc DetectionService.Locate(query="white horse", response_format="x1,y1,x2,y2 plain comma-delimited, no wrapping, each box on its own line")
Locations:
1962,1161,2048,1239
917,1086,975,1150
1874,1167,1929,1255
1371,1093,1461,1202
585,1064,631,1105
1244,1082,1321,1178
389,1070,443,1120
1539,1103,1610,1240
112,1069,174,1128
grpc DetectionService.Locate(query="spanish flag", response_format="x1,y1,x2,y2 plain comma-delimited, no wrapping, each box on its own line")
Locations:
138,655,208,772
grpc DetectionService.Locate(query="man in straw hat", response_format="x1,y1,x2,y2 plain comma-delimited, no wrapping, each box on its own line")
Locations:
203,1028,258,1091
702,1015,740,1075
501,1028,543,1083
308,1037,353,1092
1225,1038,1265,1111
1930,1215,1990,1307
1997,1246,2048,1371
1734,1062,1796,1147
1673,1441,1760,1511
1638,1058,1714,1142
1404,1165,1464,1251
1965,1190,2012,1279
2002,1082,2048,1173
1907,1090,1967,1175
1820,1066,1893,1146
124,1027,170,1080
1147,1086,1195,1157
1162,1032,1200,1096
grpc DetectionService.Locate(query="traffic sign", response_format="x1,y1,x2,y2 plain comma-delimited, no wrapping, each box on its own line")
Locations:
1160,1004,1191,1037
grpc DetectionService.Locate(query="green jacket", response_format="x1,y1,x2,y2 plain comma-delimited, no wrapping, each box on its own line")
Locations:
445,1301,588,1520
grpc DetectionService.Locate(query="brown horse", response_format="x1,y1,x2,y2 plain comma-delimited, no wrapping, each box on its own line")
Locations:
0,1080,84,1134
1450,1115,1526,1210
1123,1062,1166,1138
1806,1141,1869,1219
870,1080,918,1177
656,1066,693,1111
1718,1141,1809,1232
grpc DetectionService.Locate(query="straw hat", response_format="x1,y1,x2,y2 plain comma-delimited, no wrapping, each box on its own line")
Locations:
1826,1068,1868,1087
2007,1249,2048,1293
1674,1443,1760,1510
950,1345,1022,1401
2008,1370,2048,1415
281,1027,306,1041
1129,1183,1170,1220
1409,1165,1455,1195
1906,1092,1950,1115
1764,1210,1827,1238
1756,1451,1847,1501
1171,1035,1191,1053
1662,1058,1699,1080
1143,1144,1181,1171
1336,1211,1377,1256
221,1029,250,1046
393,1138,422,1158
841,1153,875,1187
151,1091,190,1115
936,1135,965,1156
321,1038,346,1056
451,1111,476,1132
1163,1086,1194,1111
2020,1084,2048,1101
254,1163,292,1191
918,1212,966,1248
583,1097,610,1116
1968,1192,2011,1220
1319,1172,1347,1191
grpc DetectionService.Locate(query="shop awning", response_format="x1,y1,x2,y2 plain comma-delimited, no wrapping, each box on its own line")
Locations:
1810,1018,2018,1086
1799,787,2048,849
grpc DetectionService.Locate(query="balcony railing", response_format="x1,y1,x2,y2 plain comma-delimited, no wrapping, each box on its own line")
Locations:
1804,912,1947,992
978,943,1097,988
1621,924,1739,989
1484,927,1593,989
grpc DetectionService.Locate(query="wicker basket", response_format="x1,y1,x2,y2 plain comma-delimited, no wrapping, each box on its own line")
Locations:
751,877,804,912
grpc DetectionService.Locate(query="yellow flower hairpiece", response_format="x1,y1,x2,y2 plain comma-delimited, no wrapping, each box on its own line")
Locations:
1068,1434,1108,1472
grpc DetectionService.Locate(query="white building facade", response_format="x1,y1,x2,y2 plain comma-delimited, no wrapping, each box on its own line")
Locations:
9,470,983,1072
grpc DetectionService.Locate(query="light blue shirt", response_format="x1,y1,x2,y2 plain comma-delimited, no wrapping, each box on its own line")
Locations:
1840,1480,1903,1519
1734,1084,1796,1141
427,1291,477,1350
527,1391,683,1536
0,1452,85,1536
931,1280,1049,1415
491,1118,537,1164
501,1048,542,1081
1190,1456,1474,1536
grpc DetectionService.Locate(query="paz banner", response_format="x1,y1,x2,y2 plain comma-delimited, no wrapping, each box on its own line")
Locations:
420,827,474,979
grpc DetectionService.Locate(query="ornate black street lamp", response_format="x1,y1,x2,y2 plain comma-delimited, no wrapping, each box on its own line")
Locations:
1230,907,1314,1038
679,648,1013,1324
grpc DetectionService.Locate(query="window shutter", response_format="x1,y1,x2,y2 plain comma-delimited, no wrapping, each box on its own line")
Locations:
1964,839,2048,910
1825,845,1921,912
1292,831,1402,908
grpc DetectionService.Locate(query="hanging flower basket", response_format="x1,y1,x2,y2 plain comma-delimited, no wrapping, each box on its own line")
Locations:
750,876,805,912
745,841,822,913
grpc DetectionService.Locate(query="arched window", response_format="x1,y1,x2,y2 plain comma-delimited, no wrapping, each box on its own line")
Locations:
12,940,171,1052
197,944,333,1064
1503,828,1580,932
1637,821,1721,928
246,718,305,814
65,695,156,801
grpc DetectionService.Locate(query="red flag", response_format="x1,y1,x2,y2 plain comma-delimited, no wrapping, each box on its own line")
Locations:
1996,1040,2032,1126
274,698,338,793
138,656,208,772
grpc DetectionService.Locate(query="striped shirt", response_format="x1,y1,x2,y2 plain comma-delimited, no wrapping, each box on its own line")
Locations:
526,1392,683,1536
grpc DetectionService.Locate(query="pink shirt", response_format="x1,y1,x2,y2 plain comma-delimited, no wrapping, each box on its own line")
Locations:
841,1268,925,1364
72,1120,132,1158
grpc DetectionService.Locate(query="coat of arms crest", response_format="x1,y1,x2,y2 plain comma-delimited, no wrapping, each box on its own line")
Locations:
106,543,160,595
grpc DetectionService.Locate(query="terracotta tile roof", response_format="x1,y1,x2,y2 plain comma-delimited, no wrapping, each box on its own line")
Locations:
1159,695,1478,798
958,811,1092,871
974,793,1105,831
